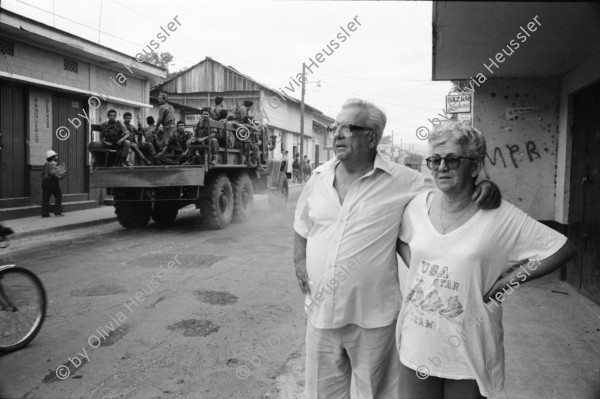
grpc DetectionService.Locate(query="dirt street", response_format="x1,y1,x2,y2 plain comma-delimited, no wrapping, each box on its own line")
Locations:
0,190,307,399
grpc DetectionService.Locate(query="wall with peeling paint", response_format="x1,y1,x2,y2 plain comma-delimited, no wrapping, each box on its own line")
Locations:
472,78,560,220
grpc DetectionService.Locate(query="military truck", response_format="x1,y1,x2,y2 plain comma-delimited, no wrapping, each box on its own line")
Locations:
89,120,288,229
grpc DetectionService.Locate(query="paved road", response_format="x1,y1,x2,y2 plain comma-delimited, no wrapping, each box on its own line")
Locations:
0,190,306,399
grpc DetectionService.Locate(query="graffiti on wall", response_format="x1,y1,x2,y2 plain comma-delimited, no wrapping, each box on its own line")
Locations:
486,140,541,168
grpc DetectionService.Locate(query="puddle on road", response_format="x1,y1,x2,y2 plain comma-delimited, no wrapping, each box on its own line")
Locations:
70,283,126,297
195,289,238,305
98,324,130,347
42,356,90,384
166,319,220,337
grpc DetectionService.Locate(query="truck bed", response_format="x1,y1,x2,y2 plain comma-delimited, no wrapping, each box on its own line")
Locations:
90,165,206,188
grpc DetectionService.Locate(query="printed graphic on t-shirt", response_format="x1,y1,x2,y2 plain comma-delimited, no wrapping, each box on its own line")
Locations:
404,260,465,329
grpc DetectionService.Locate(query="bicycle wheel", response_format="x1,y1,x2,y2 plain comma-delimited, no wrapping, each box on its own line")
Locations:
0,267,47,353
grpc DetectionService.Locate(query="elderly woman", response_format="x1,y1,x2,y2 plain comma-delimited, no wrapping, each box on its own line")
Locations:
396,122,576,398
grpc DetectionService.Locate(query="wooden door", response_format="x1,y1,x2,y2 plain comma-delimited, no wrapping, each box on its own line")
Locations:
52,95,87,194
568,82,600,304
0,82,27,199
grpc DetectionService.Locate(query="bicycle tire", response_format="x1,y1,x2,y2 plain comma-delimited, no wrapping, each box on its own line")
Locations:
0,267,47,353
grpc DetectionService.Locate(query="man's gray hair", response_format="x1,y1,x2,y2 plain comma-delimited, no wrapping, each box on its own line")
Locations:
341,98,386,145
429,121,487,162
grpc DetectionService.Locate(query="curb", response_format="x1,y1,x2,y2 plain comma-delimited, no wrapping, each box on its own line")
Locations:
11,215,117,242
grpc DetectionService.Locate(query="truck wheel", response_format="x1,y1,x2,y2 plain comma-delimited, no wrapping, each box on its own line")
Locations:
268,173,288,211
205,174,234,229
232,173,254,223
151,206,178,224
115,202,150,229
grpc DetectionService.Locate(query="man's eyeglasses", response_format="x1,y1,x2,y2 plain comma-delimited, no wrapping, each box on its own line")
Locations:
327,124,374,139
425,155,475,171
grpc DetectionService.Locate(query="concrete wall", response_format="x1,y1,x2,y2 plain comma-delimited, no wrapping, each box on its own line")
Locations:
473,78,560,220
0,38,146,104
556,51,600,224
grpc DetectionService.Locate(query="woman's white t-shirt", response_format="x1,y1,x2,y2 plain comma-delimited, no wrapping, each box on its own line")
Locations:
397,191,567,397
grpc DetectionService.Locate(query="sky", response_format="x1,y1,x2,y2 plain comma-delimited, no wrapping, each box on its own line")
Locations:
3,0,452,153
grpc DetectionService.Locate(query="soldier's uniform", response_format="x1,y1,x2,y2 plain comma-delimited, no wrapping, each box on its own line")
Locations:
160,131,191,164
125,123,155,164
156,102,176,149
192,118,220,164
88,120,131,166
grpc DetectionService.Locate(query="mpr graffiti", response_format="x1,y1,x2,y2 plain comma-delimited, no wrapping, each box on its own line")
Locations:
486,140,541,168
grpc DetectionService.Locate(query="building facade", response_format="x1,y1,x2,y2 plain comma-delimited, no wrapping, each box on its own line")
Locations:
0,9,165,218
156,57,333,167
432,2,600,303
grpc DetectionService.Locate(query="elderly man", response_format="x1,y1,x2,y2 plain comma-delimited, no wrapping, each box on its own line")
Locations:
154,92,176,149
294,98,500,399
88,109,131,167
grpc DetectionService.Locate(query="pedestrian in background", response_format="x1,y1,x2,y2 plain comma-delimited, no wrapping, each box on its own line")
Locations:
304,158,312,181
292,153,301,183
41,150,66,218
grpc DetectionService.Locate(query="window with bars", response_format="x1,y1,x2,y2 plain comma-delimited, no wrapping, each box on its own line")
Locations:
0,39,14,56
64,58,78,73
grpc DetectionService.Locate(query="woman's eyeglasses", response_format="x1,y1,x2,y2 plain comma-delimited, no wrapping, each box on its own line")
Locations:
327,124,374,139
425,155,475,171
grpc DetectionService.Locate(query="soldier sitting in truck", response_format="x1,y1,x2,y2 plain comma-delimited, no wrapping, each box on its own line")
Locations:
88,109,132,167
210,96,225,120
190,108,220,165
217,109,235,149
142,116,160,153
241,115,262,167
123,112,153,165
157,121,191,164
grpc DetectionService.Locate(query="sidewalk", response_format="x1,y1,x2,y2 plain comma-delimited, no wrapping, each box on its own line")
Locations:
273,272,600,399
4,206,117,241
2,182,306,241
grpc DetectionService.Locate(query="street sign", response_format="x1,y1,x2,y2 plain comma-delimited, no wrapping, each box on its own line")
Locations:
446,94,472,113
185,114,202,125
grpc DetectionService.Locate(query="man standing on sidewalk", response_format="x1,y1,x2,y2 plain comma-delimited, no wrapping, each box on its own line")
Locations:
41,150,66,218
294,98,500,398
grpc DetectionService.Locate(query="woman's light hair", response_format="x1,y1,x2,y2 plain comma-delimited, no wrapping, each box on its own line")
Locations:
341,98,386,145
428,121,487,162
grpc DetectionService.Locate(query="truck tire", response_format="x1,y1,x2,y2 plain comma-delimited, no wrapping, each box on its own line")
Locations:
115,202,151,229
268,173,288,211
232,173,254,223
204,174,234,229
151,206,178,224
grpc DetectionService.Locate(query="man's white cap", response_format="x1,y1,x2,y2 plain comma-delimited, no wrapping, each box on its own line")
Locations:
46,150,57,158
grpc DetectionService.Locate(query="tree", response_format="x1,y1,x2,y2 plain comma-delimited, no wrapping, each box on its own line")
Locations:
139,52,174,71
379,135,392,145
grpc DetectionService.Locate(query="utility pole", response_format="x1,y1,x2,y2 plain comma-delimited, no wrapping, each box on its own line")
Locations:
299,63,306,158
